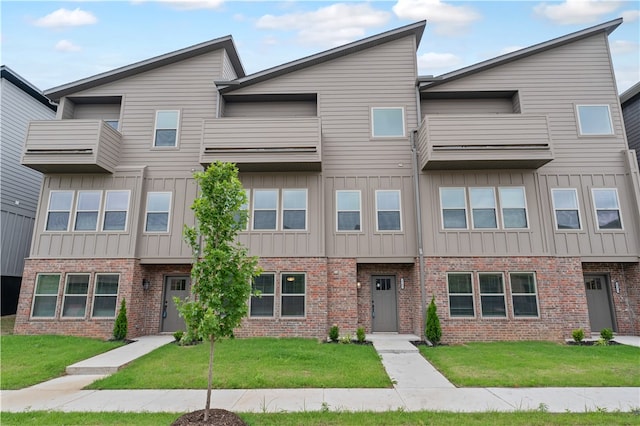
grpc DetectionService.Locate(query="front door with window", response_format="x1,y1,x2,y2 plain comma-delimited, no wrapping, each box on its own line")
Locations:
161,276,190,332
371,275,398,332
584,275,615,332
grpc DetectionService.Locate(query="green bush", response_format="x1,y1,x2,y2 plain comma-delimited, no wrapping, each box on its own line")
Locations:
173,330,184,342
340,334,352,344
356,327,366,343
425,296,442,346
112,299,128,341
572,328,585,343
329,324,339,342
600,328,614,342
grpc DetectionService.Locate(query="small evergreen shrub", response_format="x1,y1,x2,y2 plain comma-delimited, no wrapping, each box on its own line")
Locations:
329,324,339,342
572,328,585,343
600,328,614,342
112,299,128,341
173,330,184,342
356,327,366,343
425,296,442,346
340,334,352,344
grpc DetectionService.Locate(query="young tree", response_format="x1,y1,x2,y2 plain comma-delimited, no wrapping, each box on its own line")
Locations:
112,299,128,341
176,161,260,421
425,296,442,346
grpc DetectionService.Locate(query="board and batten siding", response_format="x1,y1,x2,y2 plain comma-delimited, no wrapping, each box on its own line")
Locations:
1,77,55,276
225,36,419,176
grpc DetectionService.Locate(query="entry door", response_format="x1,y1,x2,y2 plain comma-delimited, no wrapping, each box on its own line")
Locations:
161,276,191,332
584,275,614,332
371,276,398,332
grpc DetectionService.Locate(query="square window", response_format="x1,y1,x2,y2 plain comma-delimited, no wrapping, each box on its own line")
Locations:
281,273,305,317
552,189,581,230
46,191,74,231
92,274,119,317
470,188,497,229
74,191,101,231
372,108,405,137
440,188,467,229
499,187,528,229
577,105,613,135
145,192,171,232
103,191,130,231
250,273,275,317
31,274,60,317
592,188,622,230
479,273,506,317
62,274,90,318
510,273,539,317
376,190,401,231
447,273,474,317
253,190,278,230
283,189,307,230
154,110,180,147
337,190,361,231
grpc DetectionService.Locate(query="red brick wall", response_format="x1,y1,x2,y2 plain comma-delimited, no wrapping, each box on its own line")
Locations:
624,262,640,335
327,258,358,335
424,257,589,344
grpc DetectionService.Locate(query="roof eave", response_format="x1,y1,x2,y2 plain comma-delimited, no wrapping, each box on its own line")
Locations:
620,81,640,105
1,65,56,110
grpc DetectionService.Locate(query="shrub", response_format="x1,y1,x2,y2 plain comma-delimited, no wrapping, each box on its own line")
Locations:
594,338,608,346
112,299,128,341
600,328,614,342
425,296,442,346
340,334,352,344
329,324,339,342
356,327,366,343
572,328,585,343
173,330,184,342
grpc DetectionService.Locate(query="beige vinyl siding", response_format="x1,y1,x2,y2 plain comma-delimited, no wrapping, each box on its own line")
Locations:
224,101,316,117
225,37,419,176
325,175,416,258
221,49,238,81
422,34,627,171
421,98,514,114
73,104,121,120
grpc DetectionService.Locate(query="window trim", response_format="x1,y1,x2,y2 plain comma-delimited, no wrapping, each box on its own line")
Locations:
153,110,180,148
551,188,583,231
61,273,90,319
591,188,624,231
252,189,279,231
249,272,276,318
102,190,131,232
91,273,120,318
509,272,540,318
447,272,475,318
282,188,308,231
144,191,172,233
336,190,362,232
498,186,529,230
30,273,61,319
440,187,468,230
45,190,74,232
478,272,507,318
469,187,498,230
576,104,614,136
371,107,406,138
375,189,402,232
73,190,102,232
281,272,306,318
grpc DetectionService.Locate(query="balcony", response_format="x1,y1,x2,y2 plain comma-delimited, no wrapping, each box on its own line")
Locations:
200,117,322,172
22,120,121,173
418,114,554,170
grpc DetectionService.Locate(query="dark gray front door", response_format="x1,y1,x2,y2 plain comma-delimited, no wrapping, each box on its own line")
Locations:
584,275,614,332
161,276,190,332
371,275,398,332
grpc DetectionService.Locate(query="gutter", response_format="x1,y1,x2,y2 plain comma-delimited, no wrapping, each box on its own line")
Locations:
410,129,427,339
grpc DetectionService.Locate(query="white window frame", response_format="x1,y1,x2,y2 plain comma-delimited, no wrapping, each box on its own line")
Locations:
576,104,614,136
591,188,623,230
509,272,540,318
153,110,180,147
30,273,61,318
336,190,362,232
91,273,120,318
282,189,308,231
469,187,498,230
447,272,475,318
249,272,275,318
371,107,405,138
375,190,402,232
144,192,172,233
45,190,74,232
440,187,468,230
102,190,130,232
281,272,306,318
61,273,90,318
478,272,507,318
498,187,529,229
252,189,278,231
73,190,102,232
551,188,582,231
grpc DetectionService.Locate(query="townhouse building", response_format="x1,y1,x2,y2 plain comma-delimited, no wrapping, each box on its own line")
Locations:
621,82,640,167
14,19,640,343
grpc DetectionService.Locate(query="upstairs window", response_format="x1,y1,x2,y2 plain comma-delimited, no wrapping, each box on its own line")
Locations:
440,188,467,229
470,188,497,229
253,190,278,230
499,187,528,229
576,105,613,135
282,189,307,230
154,110,180,147
372,107,405,137
552,189,581,230
145,192,171,232
336,190,361,231
103,191,130,231
376,190,402,231
74,191,101,231
46,191,74,231
592,188,622,230
250,273,275,317
234,189,250,231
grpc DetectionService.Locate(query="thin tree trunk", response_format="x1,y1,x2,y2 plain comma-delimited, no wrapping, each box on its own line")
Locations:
204,336,215,422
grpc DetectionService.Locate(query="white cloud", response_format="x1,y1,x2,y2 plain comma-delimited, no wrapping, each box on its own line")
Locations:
55,39,82,52
34,8,97,29
392,0,480,36
256,3,390,46
534,0,622,25
417,52,462,72
621,9,640,22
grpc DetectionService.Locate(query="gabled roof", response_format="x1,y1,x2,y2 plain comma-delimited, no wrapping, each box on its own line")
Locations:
1,65,56,110
218,21,426,94
45,36,244,101
620,81,640,105
419,18,622,90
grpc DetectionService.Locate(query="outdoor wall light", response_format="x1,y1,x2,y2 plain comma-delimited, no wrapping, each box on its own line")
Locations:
286,276,296,282
142,279,151,291
357,281,361,290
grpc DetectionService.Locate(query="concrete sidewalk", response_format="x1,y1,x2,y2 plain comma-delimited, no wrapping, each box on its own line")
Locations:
1,334,639,413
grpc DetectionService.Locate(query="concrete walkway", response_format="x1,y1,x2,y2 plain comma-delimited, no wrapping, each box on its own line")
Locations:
1,334,639,413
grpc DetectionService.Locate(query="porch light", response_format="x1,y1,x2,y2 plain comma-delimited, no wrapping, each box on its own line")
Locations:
357,281,361,290
286,276,296,282
142,279,151,290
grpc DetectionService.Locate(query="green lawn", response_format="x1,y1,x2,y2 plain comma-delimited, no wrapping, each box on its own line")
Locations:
420,341,640,387
0,335,124,390
87,338,391,389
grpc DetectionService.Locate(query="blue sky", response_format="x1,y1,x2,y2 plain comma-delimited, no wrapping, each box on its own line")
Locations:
2,1,639,93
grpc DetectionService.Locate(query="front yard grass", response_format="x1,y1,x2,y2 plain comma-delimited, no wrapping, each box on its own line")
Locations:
87,337,391,389
420,341,640,387
1,335,124,390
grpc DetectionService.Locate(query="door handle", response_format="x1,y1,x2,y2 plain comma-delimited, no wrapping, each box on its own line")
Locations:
371,300,375,318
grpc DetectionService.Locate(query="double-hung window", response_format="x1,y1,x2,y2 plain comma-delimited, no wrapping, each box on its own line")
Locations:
440,188,467,229
62,274,90,318
470,188,497,229
46,191,74,231
336,190,361,231
145,192,171,232
376,190,401,231
281,273,305,317
234,189,250,230
103,190,130,231
371,107,405,137
447,273,474,317
282,189,307,230
92,274,119,317
253,190,278,230
154,110,180,147
499,187,528,228
31,274,60,317
576,105,613,135
509,272,539,317
479,273,506,317
592,188,622,230
552,189,581,230
250,273,275,317
74,191,101,231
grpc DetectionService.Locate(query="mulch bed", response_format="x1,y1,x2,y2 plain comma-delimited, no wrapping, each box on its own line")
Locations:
172,409,246,426
566,340,621,346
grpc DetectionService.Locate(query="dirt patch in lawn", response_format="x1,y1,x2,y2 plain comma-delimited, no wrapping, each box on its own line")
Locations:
172,409,246,426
